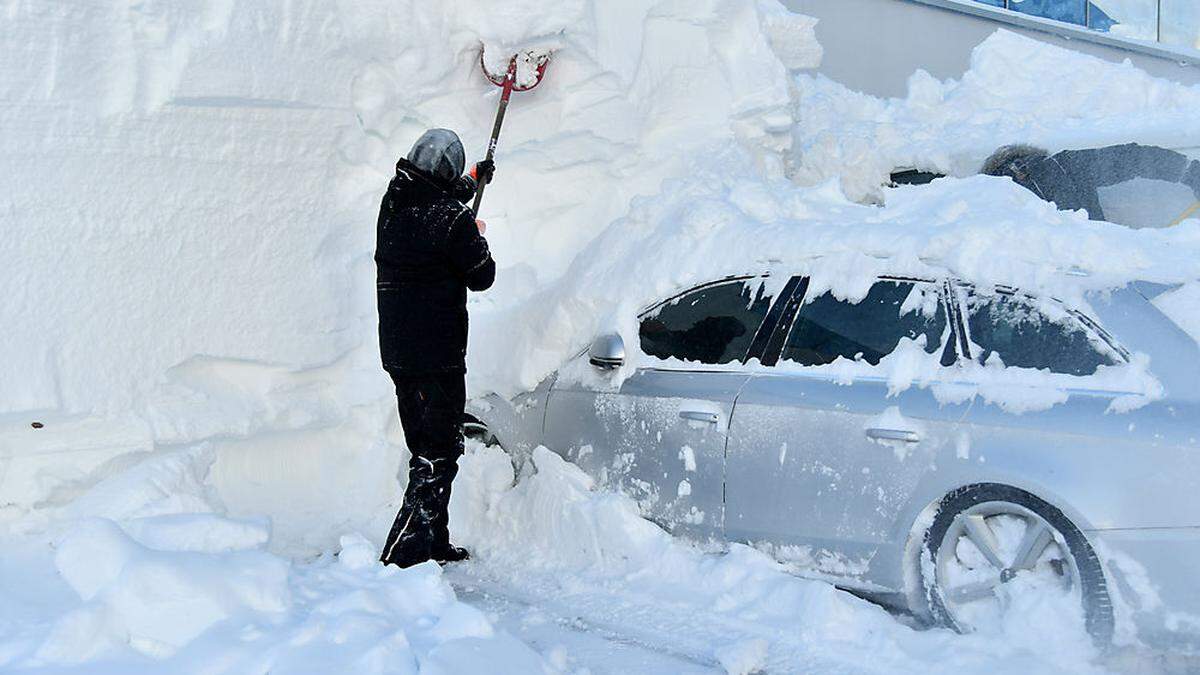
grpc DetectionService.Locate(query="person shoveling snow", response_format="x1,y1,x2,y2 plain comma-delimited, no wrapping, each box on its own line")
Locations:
375,128,496,568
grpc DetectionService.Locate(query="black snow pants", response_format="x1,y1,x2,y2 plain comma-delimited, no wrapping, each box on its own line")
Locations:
380,370,466,567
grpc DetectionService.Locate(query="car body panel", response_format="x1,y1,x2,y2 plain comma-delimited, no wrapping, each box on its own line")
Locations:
543,364,745,538
726,372,971,581
466,374,554,460
1090,527,1200,648
1095,284,1200,403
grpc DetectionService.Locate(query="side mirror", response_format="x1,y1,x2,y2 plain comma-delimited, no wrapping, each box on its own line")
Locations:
588,333,625,369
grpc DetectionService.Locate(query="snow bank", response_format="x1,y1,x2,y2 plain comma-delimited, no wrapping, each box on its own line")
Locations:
7,526,548,672
7,1,1198,529
792,29,1200,203
0,449,548,673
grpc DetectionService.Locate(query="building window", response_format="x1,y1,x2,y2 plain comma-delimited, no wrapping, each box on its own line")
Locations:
971,0,1200,51
1160,0,1200,50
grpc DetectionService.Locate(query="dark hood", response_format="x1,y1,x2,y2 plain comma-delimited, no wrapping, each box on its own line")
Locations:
407,128,466,183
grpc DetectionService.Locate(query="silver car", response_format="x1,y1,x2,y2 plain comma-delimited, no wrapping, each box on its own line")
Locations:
466,271,1200,645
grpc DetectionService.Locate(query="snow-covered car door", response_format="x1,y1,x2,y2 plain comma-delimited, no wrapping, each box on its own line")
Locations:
542,276,790,537
724,278,971,575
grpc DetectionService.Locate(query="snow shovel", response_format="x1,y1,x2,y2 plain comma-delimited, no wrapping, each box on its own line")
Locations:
472,49,550,215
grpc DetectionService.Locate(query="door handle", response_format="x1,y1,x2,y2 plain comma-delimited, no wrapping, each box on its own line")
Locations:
865,428,920,443
679,411,719,425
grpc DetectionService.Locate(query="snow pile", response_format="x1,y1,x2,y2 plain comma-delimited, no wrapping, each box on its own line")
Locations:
471,150,1200,408
791,30,1200,203
341,0,821,280
42,518,289,663
0,449,548,673
448,442,1109,673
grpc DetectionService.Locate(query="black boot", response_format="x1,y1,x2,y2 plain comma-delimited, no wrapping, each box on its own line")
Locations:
432,544,470,564
381,546,433,569
380,489,435,569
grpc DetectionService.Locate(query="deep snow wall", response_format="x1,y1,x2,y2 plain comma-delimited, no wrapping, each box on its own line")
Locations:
0,0,819,547
1,1,379,420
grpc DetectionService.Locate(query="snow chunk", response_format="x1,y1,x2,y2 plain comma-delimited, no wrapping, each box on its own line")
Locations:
679,445,697,472
47,518,290,660
336,532,379,571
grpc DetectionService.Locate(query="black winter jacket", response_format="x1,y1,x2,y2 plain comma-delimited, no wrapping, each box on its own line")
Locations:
376,159,495,374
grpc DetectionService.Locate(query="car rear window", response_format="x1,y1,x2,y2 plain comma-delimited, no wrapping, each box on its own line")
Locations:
964,291,1121,376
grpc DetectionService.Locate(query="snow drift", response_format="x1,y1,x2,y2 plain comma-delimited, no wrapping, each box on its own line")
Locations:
5,3,1199,524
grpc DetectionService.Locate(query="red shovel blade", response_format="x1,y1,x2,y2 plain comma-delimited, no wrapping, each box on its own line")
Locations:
479,49,550,92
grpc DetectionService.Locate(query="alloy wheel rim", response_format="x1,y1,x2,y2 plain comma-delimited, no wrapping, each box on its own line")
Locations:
934,500,1081,630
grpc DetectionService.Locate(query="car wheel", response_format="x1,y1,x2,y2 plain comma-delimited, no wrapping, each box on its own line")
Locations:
923,483,1114,645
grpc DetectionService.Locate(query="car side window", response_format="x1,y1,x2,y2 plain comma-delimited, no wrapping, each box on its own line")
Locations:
781,280,948,367
639,279,772,364
964,291,1120,376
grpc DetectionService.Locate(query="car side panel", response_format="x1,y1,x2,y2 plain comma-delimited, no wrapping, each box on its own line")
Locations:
543,364,748,538
726,372,970,591
466,374,555,458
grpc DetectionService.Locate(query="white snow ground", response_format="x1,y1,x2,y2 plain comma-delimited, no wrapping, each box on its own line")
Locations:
1,441,1194,673
5,0,1200,672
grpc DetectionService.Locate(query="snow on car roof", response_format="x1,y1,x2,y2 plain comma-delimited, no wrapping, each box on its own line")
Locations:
469,151,1200,404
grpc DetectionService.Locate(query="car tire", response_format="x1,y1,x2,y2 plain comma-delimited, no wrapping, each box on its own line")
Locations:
922,483,1114,645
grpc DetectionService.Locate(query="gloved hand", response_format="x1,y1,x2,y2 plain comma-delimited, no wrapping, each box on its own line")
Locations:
472,159,496,185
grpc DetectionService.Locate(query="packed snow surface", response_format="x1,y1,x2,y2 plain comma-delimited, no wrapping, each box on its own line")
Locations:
4,0,1200,672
